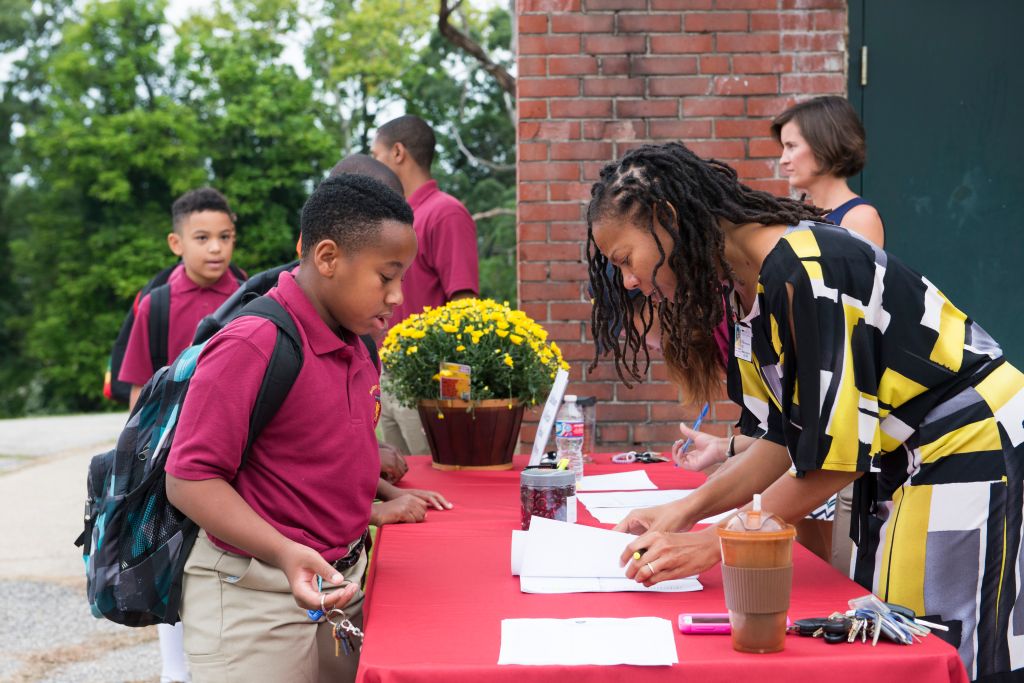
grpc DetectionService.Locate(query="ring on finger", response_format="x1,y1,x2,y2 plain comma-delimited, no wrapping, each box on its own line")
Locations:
646,561,656,576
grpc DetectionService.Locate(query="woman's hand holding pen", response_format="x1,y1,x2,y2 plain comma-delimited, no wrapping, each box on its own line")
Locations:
672,423,728,471
619,526,721,586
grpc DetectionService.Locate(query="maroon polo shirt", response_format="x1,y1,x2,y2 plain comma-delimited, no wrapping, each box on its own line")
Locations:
166,270,382,560
391,180,479,325
119,265,240,385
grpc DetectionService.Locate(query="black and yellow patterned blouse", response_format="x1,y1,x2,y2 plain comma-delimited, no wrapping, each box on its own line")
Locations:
732,222,1024,680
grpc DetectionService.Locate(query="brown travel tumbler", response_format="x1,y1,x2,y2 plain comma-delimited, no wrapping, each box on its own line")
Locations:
716,495,796,653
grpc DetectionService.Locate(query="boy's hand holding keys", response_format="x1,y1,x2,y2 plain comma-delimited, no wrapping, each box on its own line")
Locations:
278,541,359,611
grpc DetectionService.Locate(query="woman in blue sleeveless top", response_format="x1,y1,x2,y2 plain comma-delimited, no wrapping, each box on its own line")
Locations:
772,96,885,246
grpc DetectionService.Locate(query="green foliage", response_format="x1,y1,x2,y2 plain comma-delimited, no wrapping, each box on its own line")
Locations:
0,0,517,415
399,5,516,305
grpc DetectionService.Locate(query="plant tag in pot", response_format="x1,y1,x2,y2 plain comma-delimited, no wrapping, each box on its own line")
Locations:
438,362,472,400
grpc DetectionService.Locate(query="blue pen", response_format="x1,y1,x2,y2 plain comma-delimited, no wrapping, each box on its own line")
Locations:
307,575,324,621
674,402,710,467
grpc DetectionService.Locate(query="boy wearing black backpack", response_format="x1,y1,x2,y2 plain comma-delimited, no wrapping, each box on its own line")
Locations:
114,187,240,683
165,174,417,683
119,188,241,409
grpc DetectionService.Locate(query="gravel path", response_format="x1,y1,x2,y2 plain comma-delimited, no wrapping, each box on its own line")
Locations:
0,414,164,683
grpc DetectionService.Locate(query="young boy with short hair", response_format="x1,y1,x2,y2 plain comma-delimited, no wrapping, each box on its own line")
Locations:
165,174,418,683
119,188,241,409
116,187,240,683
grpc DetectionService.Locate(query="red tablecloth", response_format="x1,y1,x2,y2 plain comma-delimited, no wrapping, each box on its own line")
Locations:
357,455,968,683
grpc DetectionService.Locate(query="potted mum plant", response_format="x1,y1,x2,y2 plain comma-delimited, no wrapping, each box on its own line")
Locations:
380,298,568,470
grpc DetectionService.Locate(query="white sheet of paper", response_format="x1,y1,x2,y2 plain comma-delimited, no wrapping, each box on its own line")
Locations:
510,529,527,575
589,506,738,525
519,516,636,578
520,575,702,594
513,519,703,593
498,617,679,666
698,509,738,524
575,470,657,491
578,489,694,509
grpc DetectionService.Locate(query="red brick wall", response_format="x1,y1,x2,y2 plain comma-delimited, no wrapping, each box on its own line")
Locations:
516,0,847,450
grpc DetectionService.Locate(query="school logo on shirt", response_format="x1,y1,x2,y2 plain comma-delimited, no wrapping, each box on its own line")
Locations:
370,383,381,427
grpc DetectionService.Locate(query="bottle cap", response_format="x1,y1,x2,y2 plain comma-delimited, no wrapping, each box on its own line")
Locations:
520,468,575,488
563,394,577,403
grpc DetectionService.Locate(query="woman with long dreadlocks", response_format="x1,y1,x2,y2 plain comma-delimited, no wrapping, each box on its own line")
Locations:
592,142,1023,681
675,95,887,574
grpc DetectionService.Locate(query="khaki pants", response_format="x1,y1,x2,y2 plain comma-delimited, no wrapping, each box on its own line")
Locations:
180,533,366,683
379,376,429,456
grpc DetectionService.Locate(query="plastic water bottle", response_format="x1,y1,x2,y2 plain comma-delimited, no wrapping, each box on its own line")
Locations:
555,394,586,481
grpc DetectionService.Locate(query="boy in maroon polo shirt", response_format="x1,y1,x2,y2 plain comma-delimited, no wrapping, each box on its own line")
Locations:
165,175,417,683
119,188,240,410
371,115,479,456
119,187,239,683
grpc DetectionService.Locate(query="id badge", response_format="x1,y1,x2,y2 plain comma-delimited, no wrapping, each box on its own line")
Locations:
734,323,752,362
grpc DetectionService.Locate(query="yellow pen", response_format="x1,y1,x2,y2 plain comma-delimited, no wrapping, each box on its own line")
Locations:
556,458,570,470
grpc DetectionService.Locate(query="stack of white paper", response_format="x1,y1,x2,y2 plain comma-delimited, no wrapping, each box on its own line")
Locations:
577,489,737,526
575,469,657,491
498,617,679,666
589,507,738,525
512,516,702,594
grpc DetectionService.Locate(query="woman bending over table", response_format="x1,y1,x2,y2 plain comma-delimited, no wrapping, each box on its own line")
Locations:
587,141,1023,682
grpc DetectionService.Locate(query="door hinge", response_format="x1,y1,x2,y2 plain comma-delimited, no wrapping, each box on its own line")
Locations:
860,45,869,86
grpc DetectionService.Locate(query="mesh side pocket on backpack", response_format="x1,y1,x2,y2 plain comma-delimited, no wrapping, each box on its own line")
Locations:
119,480,186,571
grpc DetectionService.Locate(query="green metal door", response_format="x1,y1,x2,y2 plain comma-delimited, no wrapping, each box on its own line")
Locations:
849,1,1024,365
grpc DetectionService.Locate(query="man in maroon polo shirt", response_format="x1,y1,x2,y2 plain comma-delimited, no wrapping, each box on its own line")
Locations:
371,114,479,455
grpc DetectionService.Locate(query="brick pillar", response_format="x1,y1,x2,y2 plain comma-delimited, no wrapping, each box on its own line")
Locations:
516,0,847,450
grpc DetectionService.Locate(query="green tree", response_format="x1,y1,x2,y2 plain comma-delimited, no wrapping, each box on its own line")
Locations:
404,3,517,304
4,0,340,413
306,0,434,153
0,0,517,414
174,0,339,266
6,0,207,412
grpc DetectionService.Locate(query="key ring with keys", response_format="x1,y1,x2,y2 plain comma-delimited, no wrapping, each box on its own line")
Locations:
327,608,365,641
611,450,668,464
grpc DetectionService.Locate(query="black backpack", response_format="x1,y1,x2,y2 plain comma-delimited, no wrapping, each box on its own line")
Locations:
79,295,301,626
103,262,247,403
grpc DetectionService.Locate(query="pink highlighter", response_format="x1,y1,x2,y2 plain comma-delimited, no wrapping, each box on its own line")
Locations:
678,613,732,634
678,613,791,634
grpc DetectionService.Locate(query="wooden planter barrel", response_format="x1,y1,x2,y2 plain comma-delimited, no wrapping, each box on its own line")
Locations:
417,398,524,470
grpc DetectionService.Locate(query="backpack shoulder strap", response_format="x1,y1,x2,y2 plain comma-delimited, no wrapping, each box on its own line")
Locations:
229,263,248,285
359,334,380,369
191,260,298,346
236,296,303,465
147,283,171,372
